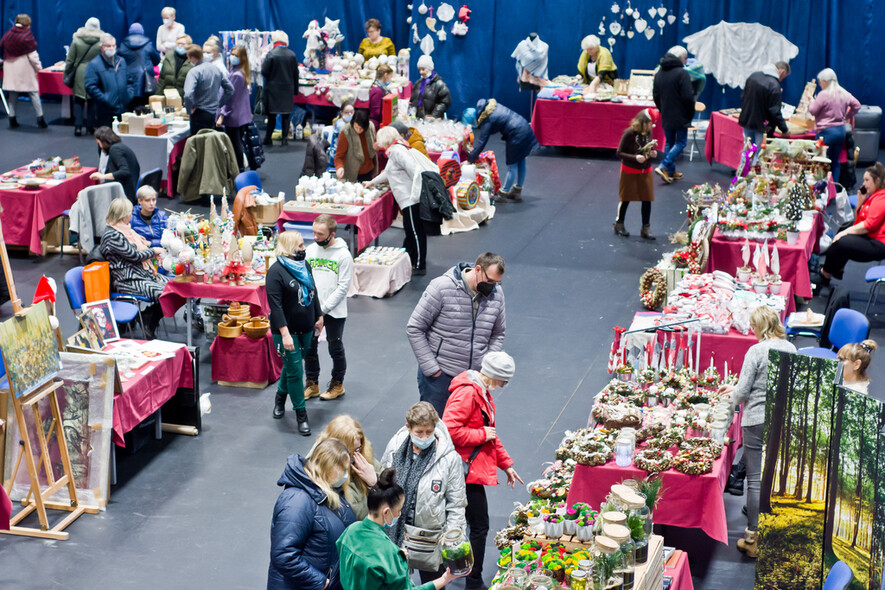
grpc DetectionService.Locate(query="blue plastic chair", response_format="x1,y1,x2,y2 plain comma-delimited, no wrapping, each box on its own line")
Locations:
235,170,261,191
798,308,870,360
865,266,885,314
63,266,144,338
823,561,853,590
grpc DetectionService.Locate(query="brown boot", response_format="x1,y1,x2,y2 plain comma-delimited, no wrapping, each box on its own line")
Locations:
304,380,321,400
613,222,630,237
737,529,758,558
509,186,523,202
641,225,657,240
320,380,346,401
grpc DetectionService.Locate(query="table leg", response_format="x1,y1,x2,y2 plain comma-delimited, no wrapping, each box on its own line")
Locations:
154,408,162,440
351,225,358,255
110,444,117,486
186,297,193,348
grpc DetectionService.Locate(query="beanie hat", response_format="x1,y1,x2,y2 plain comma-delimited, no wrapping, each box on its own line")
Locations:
416,55,434,71
271,30,289,45
481,352,515,382
390,121,409,136
128,23,144,35
85,17,100,30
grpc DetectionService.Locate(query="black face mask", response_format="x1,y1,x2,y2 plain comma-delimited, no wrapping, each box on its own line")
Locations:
292,250,306,261
315,236,332,247
476,281,495,297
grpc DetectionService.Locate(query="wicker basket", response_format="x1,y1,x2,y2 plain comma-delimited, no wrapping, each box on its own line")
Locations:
243,319,270,339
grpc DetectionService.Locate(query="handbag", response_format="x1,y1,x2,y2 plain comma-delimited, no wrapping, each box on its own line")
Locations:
403,524,443,571
143,68,158,95
63,40,98,88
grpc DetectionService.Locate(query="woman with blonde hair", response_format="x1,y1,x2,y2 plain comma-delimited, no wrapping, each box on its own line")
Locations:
718,306,795,558
217,44,252,171
311,416,381,520
809,68,861,181
838,339,877,395
267,231,323,433
268,438,356,590
614,108,659,240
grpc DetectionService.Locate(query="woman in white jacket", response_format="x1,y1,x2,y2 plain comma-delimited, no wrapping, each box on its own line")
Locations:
380,401,467,583
0,14,46,128
365,125,437,275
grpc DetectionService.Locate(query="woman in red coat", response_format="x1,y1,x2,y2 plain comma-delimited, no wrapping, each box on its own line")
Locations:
442,351,522,590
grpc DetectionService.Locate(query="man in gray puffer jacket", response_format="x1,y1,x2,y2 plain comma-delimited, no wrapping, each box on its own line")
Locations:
407,253,506,416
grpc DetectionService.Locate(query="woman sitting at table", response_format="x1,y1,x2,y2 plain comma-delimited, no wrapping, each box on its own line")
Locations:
358,19,395,59
130,186,167,247
820,163,885,284
809,68,861,182
334,109,377,183
99,198,167,339
369,64,394,129
90,126,140,203
717,306,795,559
577,35,617,92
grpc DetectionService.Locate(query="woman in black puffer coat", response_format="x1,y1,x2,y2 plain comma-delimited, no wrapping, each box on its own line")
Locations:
409,55,451,119
268,439,356,590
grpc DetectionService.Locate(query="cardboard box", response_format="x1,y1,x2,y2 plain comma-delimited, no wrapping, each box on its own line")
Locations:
164,89,182,109
118,122,129,134
249,200,284,225
128,113,151,135
145,123,169,137
148,95,165,112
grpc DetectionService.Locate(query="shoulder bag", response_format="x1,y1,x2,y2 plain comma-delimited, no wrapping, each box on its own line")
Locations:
64,40,98,88
462,410,489,476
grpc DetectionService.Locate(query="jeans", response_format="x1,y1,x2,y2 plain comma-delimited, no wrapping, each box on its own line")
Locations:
818,125,847,181
190,108,216,136
661,128,688,174
822,235,885,279
465,484,489,589
304,316,346,383
73,96,92,129
742,127,765,148
273,332,313,410
402,203,427,270
617,201,651,225
743,424,764,531
502,159,526,191
417,368,454,418
7,91,43,118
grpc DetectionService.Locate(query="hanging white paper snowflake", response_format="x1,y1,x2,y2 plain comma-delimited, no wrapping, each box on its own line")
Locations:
611,2,620,14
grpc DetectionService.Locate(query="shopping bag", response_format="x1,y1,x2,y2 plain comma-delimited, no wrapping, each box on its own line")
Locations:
832,187,855,226
83,262,110,302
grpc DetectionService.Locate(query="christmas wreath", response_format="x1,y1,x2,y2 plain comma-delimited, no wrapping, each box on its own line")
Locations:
633,448,673,473
639,268,667,310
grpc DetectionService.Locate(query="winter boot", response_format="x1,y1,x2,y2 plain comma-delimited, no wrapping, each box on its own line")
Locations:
37,117,48,129
654,166,673,184
320,380,346,401
737,529,758,558
295,409,311,436
509,186,523,202
304,380,321,400
641,225,657,240
613,222,630,237
273,392,286,419
9,117,18,129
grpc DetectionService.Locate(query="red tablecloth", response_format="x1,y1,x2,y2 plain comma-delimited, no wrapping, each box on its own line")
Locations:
294,84,410,109
159,280,269,318
209,332,282,384
112,341,193,447
531,98,666,149
668,552,695,590
37,69,71,95
277,191,399,252
567,421,740,545
707,214,824,299
0,485,10,531
0,168,97,255
166,135,189,196
704,111,846,170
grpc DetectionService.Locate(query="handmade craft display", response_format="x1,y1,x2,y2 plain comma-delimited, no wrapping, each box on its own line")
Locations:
298,51,410,107
294,174,382,206
354,246,408,266
0,157,82,190
406,117,471,153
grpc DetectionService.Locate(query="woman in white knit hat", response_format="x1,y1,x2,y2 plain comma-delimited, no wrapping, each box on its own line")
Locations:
409,55,452,119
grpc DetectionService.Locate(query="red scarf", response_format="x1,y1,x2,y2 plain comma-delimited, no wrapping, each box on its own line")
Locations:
0,25,37,58
385,139,410,156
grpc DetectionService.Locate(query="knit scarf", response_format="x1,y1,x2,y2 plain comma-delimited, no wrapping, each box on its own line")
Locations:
388,435,435,546
110,222,153,271
0,25,37,58
278,256,314,306
418,73,434,106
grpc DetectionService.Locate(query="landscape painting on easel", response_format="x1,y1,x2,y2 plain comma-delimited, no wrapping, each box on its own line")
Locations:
0,304,61,398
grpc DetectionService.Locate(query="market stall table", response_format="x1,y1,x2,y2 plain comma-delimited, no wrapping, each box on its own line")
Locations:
706,213,825,299
209,332,282,388
120,125,191,197
0,168,96,255
36,68,72,118
531,98,666,149
667,551,695,590
348,253,411,298
277,190,399,254
295,82,410,109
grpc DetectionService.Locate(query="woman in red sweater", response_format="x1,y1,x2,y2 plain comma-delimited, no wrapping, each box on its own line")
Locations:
821,162,885,282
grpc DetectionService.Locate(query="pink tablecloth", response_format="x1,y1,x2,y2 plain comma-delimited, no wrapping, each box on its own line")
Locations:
707,214,824,299
166,136,188,197
295,84,410,109
209,332,282,384
113,341,193,447
277,191,399,252
0,485,10,530
668,552,695,590
567,421,740,545
37,69,71,95
159,280,269,318
531,98,666,149
0,168,97,255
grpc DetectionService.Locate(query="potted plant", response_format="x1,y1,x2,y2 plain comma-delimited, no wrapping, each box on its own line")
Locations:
785,222,800,245
768,273,783,294
615,364,634,382
646,384,659,407
660,387,675,408
575,512,596,542
563,506,580,536
543,512,564,539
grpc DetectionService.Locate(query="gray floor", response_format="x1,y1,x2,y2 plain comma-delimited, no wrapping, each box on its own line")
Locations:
0,100,882,589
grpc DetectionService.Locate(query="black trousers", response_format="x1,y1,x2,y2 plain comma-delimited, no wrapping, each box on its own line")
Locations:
265,113,290,142
402,203,427,270
465,484,489,588
190,109,216,136
304,315,346,383
822,235,885,279
617,200,651,225
224,124,246,171
418,565,445,584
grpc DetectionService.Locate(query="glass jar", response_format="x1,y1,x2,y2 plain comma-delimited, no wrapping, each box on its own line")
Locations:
527,572,554,590
440,529,474,576
502,567,528,588
570,569,588,590
578,559,593,574
615,436,633,467
591,535,622,590
604,524,635,590
622,491,650,565
595,510,626,536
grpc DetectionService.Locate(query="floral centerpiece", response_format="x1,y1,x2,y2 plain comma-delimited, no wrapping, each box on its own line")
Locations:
614,363,634,381
543,512,564,538
700,366,720,389
221,260,249,285
575,511,597,541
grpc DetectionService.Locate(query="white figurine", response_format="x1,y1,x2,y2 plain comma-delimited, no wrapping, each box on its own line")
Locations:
303,19,322,62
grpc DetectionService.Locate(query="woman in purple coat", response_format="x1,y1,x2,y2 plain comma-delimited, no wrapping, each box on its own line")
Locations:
217,45,252,172
368,64,393,129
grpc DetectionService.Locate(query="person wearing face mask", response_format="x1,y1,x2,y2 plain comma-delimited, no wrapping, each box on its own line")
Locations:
443,351,522,590
337,467,466,590
368,64,394,128
304,216,354,402
84,34,136,128
261,30,299,146
65,17,104,136
357,19,396,60
268,438,356,590
157,34,193,96
407,252,507,417
217,44,252,171
380,402,467,583
156,7,185,57
267,231,324,434
409,55,451,119
183,44,234,136
326,101,355,170
838,340,877,395
202,36,227,75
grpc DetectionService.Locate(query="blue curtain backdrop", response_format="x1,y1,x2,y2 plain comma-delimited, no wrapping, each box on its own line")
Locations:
0,0,882,129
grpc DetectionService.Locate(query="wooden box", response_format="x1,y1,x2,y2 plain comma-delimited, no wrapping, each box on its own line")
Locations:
249,200,284,224
144,123,169,137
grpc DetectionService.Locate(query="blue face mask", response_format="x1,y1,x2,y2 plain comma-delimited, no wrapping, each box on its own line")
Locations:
411,434,434,450
230,55,240,66
175,46,186,56
343,114,353,123
331,471,348,488
384,510,400,530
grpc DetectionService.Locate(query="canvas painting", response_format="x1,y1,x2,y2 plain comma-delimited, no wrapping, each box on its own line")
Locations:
0,303,61,398
67,329,102,352
77,309,107,350
81,299,119,343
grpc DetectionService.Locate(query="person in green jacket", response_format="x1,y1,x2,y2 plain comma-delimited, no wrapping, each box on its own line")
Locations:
64,17,104,136
337,468,464,590
577,34,617,92
157,33,193,96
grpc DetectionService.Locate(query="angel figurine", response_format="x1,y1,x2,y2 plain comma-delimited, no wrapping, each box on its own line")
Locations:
302,20,322,64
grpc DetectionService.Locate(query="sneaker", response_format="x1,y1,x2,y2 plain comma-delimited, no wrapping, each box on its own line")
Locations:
654,167,673,184
320,380,346,400
304,380,321,400
672,172,683,179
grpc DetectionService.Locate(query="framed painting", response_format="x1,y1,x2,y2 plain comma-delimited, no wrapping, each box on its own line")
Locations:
76,309,107,350
81,300,119,343
0,303,61,398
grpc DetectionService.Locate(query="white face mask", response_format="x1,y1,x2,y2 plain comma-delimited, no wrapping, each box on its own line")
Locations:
104,48,116,59
163,18,173,27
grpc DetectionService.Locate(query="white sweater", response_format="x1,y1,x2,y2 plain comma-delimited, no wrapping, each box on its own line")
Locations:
306,237,354,318
372,143,437,209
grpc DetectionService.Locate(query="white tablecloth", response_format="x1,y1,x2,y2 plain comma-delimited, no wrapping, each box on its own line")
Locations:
120,125,191,181
347,254,411,298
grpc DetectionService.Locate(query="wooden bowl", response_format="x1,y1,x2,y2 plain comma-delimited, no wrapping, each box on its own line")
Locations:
221,314,249,325
217,320,243,338
243,319,270,339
